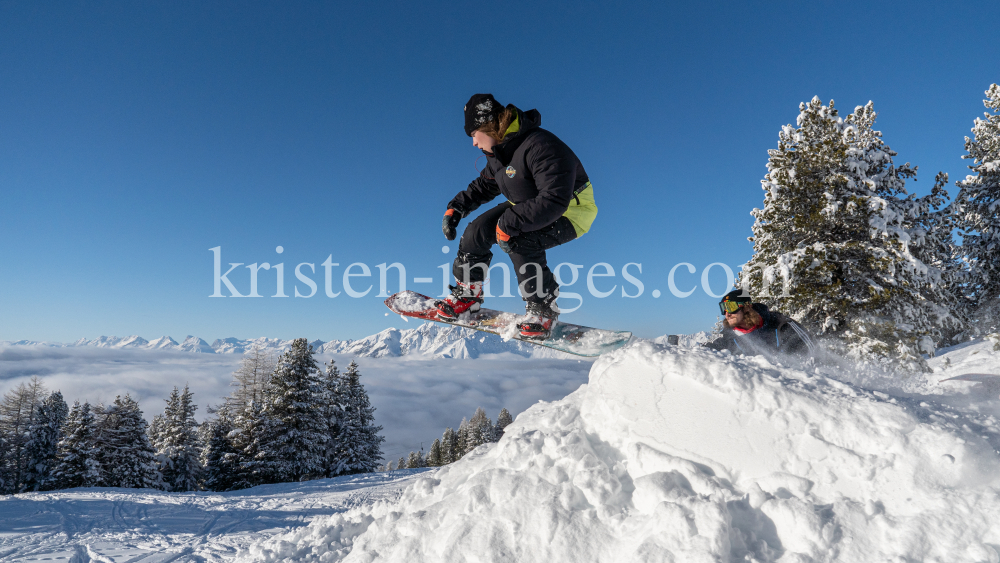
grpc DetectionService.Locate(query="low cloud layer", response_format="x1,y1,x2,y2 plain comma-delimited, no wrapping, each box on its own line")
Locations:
0,346,592,464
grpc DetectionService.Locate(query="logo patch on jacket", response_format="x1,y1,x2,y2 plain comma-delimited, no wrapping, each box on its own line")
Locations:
506,166,516,178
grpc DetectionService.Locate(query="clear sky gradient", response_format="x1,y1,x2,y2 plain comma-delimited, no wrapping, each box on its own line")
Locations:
2,1,998,342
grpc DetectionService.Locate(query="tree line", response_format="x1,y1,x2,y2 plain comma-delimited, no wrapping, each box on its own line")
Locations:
383,406,513,470
0,338,384,494
740,84,1000,372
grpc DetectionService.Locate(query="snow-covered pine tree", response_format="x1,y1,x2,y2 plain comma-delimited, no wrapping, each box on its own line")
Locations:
22,391,68,491
456,418,469,459
426,439,444,467
441,427,456,465
93,395,161,489
151,385,202,492
954,84,1000,332
0,376,47,492
0,432,9,493
331,360,385,475
904,171,967,348
199,412,241,492
466,407,495,451
255,338,328,483
396,456,406,471
148,413,165,449
741,97,958,371
50,401,101,489
495,408,513,440
405,451,424,469
231,400,269,489
319,360,344,477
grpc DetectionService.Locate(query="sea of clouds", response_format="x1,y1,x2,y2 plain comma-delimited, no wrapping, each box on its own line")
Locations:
0,345,592,464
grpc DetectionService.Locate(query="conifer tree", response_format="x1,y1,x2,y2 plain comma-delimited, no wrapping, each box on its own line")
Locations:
319,360,345,477
50,401,101,489
200,413,241,492
954,84,1000,331
151,385,202,492
0,432,9,493
396,456,406,471
495,408,513,440
232,400,269,489
441,427,457,465
23,391,68,491
456,418,469,459
331,361,385,475
906,172,967,347
255,339,328,483
405,451,424,469
426,439,444,467
226,345,277,413
467,407,495,451
741,97,959,371
0,376,47,492
93,395,161,489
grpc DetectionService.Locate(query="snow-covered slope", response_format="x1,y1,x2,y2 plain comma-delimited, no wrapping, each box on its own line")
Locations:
3,323,569,359
246,341,1000,562
0,470,431,563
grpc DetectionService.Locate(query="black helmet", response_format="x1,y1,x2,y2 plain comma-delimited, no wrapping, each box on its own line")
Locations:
719,289,752,315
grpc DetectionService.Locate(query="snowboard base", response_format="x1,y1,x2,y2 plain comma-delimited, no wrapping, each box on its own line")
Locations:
384,290,631,357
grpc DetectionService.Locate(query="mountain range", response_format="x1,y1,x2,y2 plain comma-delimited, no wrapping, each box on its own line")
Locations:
1,322,575,359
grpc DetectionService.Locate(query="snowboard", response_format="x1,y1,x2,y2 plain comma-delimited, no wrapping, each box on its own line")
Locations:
384,290,631,357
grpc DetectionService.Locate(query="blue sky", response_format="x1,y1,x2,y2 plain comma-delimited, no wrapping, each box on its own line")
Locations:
2,1,998,342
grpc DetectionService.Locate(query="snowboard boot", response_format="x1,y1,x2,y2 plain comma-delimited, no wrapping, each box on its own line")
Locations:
435,281,484,321
518,296,559,341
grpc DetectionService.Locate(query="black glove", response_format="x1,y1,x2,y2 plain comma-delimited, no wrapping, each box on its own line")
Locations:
442,207,463,241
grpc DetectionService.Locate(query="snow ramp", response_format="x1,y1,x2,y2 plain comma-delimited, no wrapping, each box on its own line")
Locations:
244,341,1000,562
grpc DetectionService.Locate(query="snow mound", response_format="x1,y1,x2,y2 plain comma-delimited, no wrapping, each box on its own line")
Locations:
245,341,1000,562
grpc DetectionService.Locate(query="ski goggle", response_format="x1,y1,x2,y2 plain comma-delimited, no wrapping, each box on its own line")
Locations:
719,299,749,315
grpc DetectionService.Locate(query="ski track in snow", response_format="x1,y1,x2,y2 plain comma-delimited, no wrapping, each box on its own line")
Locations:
0,470,431,563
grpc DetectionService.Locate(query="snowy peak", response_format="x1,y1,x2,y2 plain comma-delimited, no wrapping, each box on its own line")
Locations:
319,322,557,359
323,328,402,358
3,323,571,359
118,335,149,348
88,335,124,348
179,336,215,353
147,336,180,349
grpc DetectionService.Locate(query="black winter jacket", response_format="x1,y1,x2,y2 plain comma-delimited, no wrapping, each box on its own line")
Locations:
705,303,816,359
449,106,590,237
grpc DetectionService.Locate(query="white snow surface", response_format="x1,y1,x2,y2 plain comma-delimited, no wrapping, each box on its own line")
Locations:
6,338,1000,561
243,340,1000,563
0,471,432,563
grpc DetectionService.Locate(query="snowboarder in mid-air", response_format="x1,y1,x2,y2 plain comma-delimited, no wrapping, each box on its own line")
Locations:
436,94,598,340
705,290,816,358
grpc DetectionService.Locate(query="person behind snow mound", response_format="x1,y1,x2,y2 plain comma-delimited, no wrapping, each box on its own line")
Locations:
705,290,817,358
437,93,598,341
